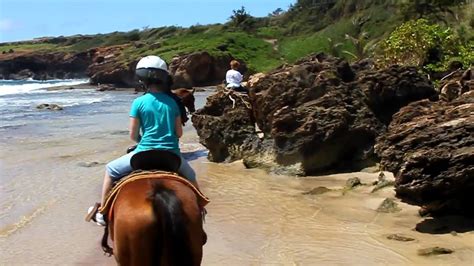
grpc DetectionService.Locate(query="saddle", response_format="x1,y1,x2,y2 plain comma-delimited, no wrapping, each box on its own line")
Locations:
99,150,210,221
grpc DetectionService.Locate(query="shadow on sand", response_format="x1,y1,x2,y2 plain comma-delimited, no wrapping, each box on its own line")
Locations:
182,149,208,162
415,216,474,234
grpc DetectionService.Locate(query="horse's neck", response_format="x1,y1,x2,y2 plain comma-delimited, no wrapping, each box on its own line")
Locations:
174,90,194,109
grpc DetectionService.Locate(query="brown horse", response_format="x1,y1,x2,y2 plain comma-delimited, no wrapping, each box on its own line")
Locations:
105,176,206,266
100,151,208,266
173,88,196,113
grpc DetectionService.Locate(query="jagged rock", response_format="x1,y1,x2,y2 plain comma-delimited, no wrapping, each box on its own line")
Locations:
371,171,395,193
417,247,454,256
357,65,436,123
0,51,91,80
371,179,395,193
302,186,331,195
376,198,401,213
439,68,472,102
0,45,249,88
87,45,136,87
191,90,257,162
169,51,246,89
345,177,362,189
193,54,435,175
376,91,474,216
36,103,63,111
386,234,415,242
96,84,116,91
9,69,35,79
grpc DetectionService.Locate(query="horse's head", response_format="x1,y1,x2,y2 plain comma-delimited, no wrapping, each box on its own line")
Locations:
174,88,196,113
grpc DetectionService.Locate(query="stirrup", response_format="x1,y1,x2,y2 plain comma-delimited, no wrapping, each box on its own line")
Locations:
85,202,101,222
201,207,207,223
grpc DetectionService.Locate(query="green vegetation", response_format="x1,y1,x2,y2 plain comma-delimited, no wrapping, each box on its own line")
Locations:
0,42,58,53
379,19,473,71
1,0,472,74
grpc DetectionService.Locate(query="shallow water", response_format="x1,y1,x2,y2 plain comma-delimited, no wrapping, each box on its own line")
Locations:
0,88,473,265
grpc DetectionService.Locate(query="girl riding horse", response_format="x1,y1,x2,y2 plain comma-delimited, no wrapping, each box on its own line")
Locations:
87,55,207,264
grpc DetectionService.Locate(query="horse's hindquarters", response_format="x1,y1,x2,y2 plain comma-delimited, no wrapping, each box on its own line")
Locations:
112,180,158,265
111,178,204,266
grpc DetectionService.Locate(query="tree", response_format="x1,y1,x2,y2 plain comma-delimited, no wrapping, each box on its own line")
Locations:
229,6,256,31
230,6,251,26
269,8,284,17
401,0,469,22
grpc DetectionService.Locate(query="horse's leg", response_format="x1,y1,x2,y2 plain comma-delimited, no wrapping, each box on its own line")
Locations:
113,181,159,266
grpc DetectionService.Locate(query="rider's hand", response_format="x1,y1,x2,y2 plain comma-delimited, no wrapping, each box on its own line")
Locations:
127,145,137,154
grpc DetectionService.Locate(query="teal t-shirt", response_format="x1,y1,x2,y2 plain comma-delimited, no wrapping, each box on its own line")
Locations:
129,92,180,155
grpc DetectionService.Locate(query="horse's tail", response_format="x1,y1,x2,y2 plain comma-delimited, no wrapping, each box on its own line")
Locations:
149,181,194,265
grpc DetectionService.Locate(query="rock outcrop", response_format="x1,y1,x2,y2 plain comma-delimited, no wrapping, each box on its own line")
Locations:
36,103,63,111
375,91,474,216
192,54,436,175
191,90,257,162
169,52,245,88
0,48,244,89
86,45,137,87
0,51,92,80
439,68,473,102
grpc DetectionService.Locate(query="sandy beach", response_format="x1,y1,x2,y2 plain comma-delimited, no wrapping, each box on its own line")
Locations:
1,88,473,265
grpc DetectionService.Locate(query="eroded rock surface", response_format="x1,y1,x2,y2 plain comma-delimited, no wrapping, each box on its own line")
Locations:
0,51,92,80
36,103,63,111
169,52,245,89
439,68,473,102
376,91,474,216
191,90,257,162
192,54,436,175
87,45,137,87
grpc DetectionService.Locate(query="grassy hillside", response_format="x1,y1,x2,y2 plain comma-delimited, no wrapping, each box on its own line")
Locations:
1,0,472,73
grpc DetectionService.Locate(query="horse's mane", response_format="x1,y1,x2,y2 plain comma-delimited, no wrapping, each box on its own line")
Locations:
149,181,194,265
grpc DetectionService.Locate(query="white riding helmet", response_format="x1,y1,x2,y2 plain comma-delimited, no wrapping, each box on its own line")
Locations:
135,55,169,85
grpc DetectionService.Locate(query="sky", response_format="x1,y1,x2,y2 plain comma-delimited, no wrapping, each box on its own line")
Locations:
0,0,296,43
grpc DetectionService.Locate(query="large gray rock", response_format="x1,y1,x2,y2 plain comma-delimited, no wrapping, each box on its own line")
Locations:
376,91,474,216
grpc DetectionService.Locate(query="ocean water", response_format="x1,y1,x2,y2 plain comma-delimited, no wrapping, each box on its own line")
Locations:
0,79,123,137
0,80,209,256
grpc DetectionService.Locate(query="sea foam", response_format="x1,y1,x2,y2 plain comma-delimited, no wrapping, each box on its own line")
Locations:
0,79,89,96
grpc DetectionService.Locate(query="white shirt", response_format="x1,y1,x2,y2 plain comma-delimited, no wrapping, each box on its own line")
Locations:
226,69,243,88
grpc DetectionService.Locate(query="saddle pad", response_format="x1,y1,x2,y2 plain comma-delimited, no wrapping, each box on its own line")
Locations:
99,170,210,217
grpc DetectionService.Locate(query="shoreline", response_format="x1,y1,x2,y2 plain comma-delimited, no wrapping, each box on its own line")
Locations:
44,83,217,92
45,83,136,92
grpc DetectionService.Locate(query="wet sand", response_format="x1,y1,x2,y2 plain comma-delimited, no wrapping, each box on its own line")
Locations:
1,91,473,265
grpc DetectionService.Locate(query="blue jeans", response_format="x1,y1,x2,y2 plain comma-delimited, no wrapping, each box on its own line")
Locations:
106,151,196,183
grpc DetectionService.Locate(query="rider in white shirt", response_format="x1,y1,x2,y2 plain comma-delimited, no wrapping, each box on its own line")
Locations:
225,60,247,93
